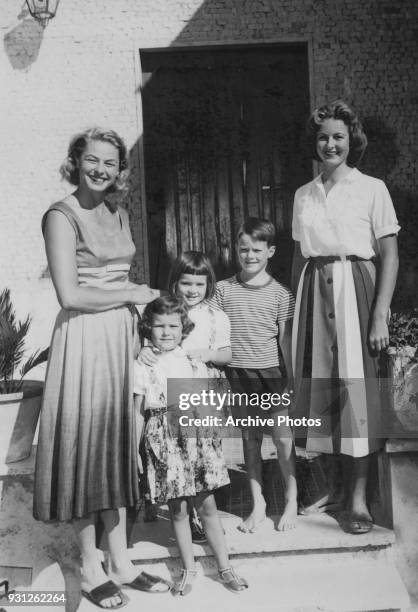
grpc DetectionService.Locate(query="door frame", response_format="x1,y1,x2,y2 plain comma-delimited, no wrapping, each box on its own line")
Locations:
135,38,315,284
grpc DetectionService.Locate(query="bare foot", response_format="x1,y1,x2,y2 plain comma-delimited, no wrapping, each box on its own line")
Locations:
276,499,298,531
238,501,266,533
81,565,124,609
347,502,373,523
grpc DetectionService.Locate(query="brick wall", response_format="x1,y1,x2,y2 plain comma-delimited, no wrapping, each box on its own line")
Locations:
1,0,416,351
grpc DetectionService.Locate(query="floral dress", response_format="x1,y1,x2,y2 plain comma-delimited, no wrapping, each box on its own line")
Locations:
134,347,230,503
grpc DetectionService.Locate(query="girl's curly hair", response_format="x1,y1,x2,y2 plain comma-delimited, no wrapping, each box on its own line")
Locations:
307,100,368,167
140,295,195,343
59,127,129,192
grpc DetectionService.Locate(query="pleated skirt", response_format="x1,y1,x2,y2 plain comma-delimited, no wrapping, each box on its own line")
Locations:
292,257,383,457
33,306,140,521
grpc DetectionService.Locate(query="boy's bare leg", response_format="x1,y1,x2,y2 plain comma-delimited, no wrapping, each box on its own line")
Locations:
271,421,298,531
239,436,267,533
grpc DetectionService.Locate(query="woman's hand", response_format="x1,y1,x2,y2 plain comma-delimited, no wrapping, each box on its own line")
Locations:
369,313,389,352
129,284,160,305
138,346,159,366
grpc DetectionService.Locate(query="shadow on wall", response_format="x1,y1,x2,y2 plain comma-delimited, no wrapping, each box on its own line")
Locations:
3,7,44,71
362,116,400,179
362,117,416,309
135,45,312,288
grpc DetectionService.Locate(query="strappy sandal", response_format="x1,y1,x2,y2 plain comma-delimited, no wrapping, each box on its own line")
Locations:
218,567,248,593
171,568,197,596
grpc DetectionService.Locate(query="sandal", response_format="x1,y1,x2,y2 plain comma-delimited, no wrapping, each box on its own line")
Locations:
122,571,170,593
346,513,373,534
218,567,248,593
171,568,197,596
299,494,345,515
82,580,128,609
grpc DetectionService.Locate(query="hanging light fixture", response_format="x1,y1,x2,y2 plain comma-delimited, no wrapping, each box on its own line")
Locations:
25,0,60,27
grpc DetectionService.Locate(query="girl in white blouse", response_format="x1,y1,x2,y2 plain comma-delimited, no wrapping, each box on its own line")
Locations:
291,100,399,534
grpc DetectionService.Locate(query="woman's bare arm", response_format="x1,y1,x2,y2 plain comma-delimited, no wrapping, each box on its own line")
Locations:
369,234,399,351
45,211,158,312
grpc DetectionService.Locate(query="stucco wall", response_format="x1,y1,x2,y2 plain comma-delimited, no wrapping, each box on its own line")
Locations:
1,0,416,353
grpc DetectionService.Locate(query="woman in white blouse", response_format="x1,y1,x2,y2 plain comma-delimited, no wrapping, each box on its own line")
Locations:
291,100,399,533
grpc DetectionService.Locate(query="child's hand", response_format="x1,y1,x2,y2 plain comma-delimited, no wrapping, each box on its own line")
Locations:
138,346,159,365
186,348,214,363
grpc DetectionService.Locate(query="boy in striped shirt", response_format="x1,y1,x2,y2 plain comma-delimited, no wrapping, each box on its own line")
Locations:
212,218,297,532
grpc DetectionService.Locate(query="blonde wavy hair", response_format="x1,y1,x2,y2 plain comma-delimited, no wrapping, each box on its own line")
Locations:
59,127,129,193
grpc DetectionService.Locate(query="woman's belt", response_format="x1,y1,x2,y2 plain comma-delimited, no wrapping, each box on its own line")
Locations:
310,255,376,263
77,263,130,274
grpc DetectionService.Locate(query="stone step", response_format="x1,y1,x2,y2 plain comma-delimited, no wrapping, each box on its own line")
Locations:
31,555,408,612
119,511,408,612
0,478,409,612
128,509,395,563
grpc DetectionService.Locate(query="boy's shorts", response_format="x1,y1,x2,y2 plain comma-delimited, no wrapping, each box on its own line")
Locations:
225,366,289,440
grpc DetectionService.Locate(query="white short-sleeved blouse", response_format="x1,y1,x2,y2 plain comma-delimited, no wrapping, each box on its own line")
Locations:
292,168,400,259
182,302,231,353
133,347,208,409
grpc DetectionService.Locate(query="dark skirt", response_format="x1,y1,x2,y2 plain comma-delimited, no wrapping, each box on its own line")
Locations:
292,257,384,457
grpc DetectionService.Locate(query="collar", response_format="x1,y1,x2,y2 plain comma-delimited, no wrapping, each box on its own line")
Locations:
156,346,186,359
313,167,361,189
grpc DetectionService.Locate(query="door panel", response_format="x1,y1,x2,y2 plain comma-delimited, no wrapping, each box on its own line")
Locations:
141,46,311,288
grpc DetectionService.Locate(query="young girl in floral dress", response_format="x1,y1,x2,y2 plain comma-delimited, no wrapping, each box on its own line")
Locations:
134,295,248,595
140,251,233,540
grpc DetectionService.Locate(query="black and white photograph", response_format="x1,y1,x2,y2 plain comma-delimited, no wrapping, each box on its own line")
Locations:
1,1,417,611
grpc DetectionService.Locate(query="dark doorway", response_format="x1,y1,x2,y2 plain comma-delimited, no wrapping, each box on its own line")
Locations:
141,45,311,288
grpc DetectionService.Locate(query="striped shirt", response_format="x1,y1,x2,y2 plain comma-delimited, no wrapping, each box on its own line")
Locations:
211,275,295,368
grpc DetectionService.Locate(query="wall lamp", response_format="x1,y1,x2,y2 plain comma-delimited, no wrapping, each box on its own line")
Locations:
25,0,60,27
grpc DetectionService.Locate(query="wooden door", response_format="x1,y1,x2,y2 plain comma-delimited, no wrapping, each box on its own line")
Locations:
141,45,311,288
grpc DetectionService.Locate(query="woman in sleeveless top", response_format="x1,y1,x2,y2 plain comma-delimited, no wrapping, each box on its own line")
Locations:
33,128,169,608
291,101,399,534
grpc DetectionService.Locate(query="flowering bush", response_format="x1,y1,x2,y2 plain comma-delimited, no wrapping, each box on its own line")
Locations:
388,308,418,361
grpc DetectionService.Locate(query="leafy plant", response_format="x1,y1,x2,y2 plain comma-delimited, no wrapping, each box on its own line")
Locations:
388,308,418,360
0,288,48,394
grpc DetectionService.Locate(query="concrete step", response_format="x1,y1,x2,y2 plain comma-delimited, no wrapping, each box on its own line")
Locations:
30,555,408,612
0,462,410,612
128,510,396,562
122,510,409,612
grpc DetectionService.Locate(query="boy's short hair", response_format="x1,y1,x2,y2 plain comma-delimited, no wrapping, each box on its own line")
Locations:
140,295,194,342
236,218,276,247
